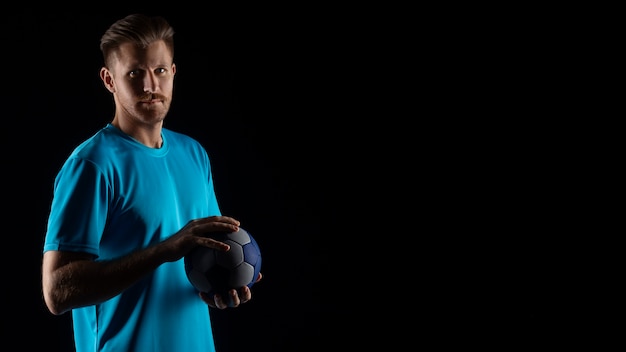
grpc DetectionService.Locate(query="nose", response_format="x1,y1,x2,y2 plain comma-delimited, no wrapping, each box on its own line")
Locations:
143,71,158,93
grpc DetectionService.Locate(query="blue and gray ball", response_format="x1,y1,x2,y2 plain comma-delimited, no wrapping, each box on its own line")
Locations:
184,228,262,300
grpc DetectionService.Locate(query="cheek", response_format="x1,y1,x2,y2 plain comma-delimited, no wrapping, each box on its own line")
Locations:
115,79,136,92
161,78,175,91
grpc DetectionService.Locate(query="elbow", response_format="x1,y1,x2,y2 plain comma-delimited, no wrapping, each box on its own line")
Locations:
43,286,68,316
42,250,101,315
42,250,79,316
42,275,71,316
45,303,65,316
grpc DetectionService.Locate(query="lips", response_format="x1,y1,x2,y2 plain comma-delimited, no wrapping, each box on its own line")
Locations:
140,93,166,101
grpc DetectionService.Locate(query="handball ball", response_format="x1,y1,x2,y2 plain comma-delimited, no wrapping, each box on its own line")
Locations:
184,227,262,300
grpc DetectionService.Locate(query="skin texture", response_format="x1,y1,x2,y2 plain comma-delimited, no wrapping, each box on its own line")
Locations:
42,40,261,315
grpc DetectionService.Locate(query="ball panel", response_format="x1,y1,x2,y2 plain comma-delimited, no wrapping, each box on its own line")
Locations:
204,266,232,293
242,243,260,267
216,240,244,267
190,247,217,271
186,270,213,293
225,228,252,246
245,234,262,287
228,262,255,288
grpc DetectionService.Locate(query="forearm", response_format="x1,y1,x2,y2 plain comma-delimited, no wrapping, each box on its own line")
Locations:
43,243,172,315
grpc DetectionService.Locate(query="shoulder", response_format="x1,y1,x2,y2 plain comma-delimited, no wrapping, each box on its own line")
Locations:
68,125,126,163
162,127,201,145
162,127,208,154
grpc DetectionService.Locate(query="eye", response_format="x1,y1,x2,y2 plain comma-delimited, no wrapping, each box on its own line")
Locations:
155,68,167,75
129,70,141,78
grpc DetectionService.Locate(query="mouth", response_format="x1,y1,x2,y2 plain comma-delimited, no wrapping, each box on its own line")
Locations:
140,94,166,103
140,99,162,104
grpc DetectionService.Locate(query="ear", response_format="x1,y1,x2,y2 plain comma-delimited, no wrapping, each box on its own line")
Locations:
100,67,116,93
172,63,176,76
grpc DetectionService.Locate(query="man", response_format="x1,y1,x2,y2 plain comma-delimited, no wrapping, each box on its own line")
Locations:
41,14,261,352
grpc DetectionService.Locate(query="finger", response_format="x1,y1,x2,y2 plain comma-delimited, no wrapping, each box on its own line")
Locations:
187,217,239,236
199,292,217,308
239,286,251,303
212,294,227,309
194,223,239,236
227,289,240,307
198,237,230,251
199,216,240,227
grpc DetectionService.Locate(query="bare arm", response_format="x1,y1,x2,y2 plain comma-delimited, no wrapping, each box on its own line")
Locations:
42,216,238,315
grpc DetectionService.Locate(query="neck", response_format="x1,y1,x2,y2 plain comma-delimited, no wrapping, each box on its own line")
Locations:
111,118,163,148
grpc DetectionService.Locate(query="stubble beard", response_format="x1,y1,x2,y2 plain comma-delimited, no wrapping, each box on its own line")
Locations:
135,100,170,124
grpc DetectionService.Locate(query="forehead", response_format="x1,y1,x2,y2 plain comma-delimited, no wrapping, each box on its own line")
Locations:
113,40,173,68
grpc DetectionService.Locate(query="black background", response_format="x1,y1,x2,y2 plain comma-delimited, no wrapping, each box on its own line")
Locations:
1,8,614,352
1,10,348,351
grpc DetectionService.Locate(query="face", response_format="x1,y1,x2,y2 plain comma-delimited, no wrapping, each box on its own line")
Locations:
101,40,176,125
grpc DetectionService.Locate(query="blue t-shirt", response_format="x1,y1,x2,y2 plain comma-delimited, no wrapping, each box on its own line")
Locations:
44,124,220,352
